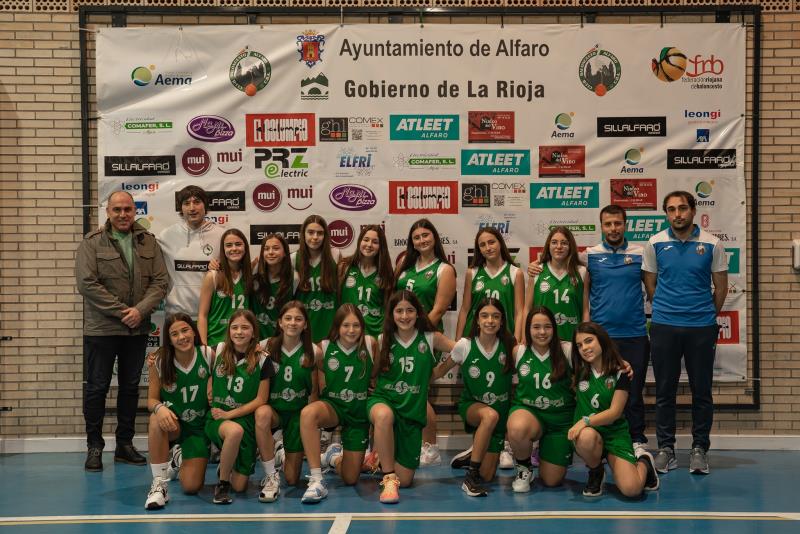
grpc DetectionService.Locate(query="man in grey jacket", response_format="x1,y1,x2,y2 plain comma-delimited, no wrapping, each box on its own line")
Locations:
76,191,169,471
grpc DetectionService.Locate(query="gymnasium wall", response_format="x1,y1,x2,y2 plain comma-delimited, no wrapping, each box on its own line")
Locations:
0,1,798,441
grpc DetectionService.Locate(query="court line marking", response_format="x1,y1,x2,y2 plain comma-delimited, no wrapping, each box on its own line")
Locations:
2,511,800,526
329,513,352,534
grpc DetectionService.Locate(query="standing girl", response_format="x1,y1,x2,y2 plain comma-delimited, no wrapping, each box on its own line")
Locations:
294,215,338,343
394,218,457,465
434,297,515,497
299,304,377,503
254,301,319,503
198,229,253,346
338,224,394,337
506,306,575,493
251,233,296,340
569,321,659,498
367,290,456,504
205,310,274,504
145,313,212,510
524,226,586,343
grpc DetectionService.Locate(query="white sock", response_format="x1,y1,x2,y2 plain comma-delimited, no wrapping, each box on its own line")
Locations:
151,462,169,479
262,459,276,475
310,467,323,481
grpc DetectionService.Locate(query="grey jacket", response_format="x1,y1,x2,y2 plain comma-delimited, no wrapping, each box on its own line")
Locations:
76,221,169,336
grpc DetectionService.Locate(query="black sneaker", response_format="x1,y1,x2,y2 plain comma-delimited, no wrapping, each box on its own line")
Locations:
114,443,146,466
462,469,488,497
85,447,103,472
450,446,473,469
213,480,233,504
637,450,660,491
582,464,605,497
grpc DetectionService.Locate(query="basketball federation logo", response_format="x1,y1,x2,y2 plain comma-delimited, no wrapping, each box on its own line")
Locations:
651,47,687,82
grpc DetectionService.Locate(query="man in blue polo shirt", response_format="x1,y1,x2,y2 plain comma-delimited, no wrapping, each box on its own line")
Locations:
642,191,728,475
584,205,649,454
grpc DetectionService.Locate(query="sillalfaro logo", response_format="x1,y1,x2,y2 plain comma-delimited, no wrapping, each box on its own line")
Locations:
389,115,459,140
230,47,271,97
461,150,530,176
667,149,736,170
578,46,621,96
625,215,667,242
530,182,598,209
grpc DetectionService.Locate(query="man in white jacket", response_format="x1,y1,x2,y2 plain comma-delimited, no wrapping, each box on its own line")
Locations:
157,185,225,318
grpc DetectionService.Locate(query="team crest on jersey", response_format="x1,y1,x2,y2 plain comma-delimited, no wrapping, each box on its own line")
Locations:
578,380,589,392
499,352,507,364
519,363,531,377
281,388,297,402
695,243,706,255
418,341,428,354
624,255,633,265
539,280,551,293
197,366,207,379
215,365,225,378
388,352,395,365
216,290,228,298
468,365,481,379
394,381,410,394
481,391,498,405
164,382,177,393
534,396,550,409
475,280,485,292
501,275,509,286
340,389,355,402
203,244,214,256
309,299,323,312
182,408,204,422
425,270,434,280
327,357,340,371
345,276,357,288
605,376,615,389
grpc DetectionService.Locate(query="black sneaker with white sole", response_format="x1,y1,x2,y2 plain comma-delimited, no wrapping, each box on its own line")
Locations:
582,464,606,497
450,446,473,469
637,450,660,491
462,469,488,497
213,480,233,504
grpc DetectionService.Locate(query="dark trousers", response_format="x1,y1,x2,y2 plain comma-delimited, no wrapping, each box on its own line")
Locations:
613,335,650,444
650,323,719,451
83,335,147,449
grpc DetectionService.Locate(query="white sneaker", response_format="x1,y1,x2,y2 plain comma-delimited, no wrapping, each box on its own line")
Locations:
274,440,285,471
321,443,343,471
259,471,281,503
165,444,182,481
512,464,533,493
145,477,169,510
420,441,442,467
499,441,515,470
632,442,647,458
301,477,328,503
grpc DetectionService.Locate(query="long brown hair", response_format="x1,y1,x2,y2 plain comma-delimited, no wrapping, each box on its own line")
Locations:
394,218,451,281
216,228,254,296
377,290,435,375
253,233,293,310
338,224,394,294
470,227,517,269
467,297,516,374
524,306,568,382
296,215,337,293
327,303,370,378
540,226,583,286
571,321,625,387
159,313,201,387
217,309,261,376
265,301,315,369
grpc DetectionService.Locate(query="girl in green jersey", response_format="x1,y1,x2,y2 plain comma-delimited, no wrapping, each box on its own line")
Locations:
506,306,574,493
524,226,586,343
299,304,378,503
394,219,456,465
254,301,319,502
205,310,274,505
338,225,394,338
294,215,338,343
456,227,525,345
252,234,296,340
145,313,212,510
368,290,456,504
198,229,253,346
435,298,516,497
569,322,659,498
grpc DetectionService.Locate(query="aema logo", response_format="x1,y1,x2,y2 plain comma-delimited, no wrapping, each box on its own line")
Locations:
389,115,459,141
131,65,191,87
552,112,575,139
461,150,530,176
695,180,715,206
624,215,667,242
621,148,644,174
530,183,598,209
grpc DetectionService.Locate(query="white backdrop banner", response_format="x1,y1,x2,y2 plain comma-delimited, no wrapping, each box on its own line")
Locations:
97,23,747,382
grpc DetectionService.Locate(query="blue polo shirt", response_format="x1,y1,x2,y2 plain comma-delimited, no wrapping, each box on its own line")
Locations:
585,239,646,338
642,225,727,327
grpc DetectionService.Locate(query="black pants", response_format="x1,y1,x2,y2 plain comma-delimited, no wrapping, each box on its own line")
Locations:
613,335,650,444
83,335,147,449
650,323,719,451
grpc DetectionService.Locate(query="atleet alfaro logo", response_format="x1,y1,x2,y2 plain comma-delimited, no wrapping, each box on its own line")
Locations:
578,45,621,96
597,117,666,137
230,46,271,97
461,150,530,176
389,115,459,141
105,155,176,177
667,149,736,170
530,183,599,209
625,215,667,242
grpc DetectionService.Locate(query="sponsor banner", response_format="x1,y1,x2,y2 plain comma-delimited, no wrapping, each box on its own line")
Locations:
246,113,316,147
105,155,176,177
250,224,302,246
389,181,458,215
609,179,658,211
538,146,585,177
461,183,491,208
716,310,740,345
667,149,736,170
530,182,599,209
625,215,668,242
467,111,514,143
390,114,459,141
461,149,530,176
319,117,348,142
597,116,667,137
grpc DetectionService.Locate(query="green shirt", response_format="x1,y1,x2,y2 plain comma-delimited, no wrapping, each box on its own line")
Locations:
111,229,134,280
320,339,373,424
267,342,313,412
462,262,519,337
340,265,385,337
574,369,630,433
294,257,337,343
512,342,575,413
156,346,212,429
210,343,273,416
207,273,249,347
532,263,585,342
396,259,442,318
451,337,512,411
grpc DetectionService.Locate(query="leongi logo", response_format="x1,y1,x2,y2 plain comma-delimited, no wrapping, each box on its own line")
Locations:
182,148,211,176
253,183,281,212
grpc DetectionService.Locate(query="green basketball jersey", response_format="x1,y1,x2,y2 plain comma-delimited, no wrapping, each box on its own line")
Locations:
251,277,281,340
295,258,337,343
207,274,249,347
396,259,442,318
267,342,313,412
575,369,629,433
211,343,268,413
532,263,585,342
374,330,436,426
512,343,575,413
454,338,512,411
462,263,519,337
340,265,385,337
157,346,212,429
320,339,373,424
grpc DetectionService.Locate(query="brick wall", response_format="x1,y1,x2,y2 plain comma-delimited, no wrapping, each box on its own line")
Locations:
1,3,798,440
